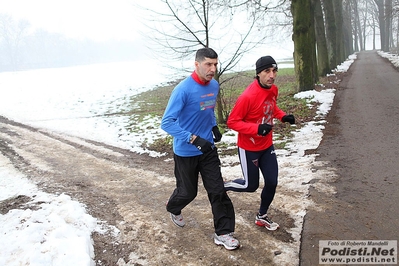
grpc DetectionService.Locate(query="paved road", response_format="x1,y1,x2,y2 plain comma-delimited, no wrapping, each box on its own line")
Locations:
300,50,399,265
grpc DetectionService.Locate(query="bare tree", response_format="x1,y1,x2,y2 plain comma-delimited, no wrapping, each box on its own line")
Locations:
352,0,363,51
342,0,354,55
0,14,30,71
137,0,288,123
361,0,379,50
385,0,393,49
333,0,346,62
313,0,330,76
395,1,399,50
374,0,393,51
359,0,369,51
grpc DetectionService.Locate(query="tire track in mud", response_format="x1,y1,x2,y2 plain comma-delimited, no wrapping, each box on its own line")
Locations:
0,115,172,264
0,115,297,265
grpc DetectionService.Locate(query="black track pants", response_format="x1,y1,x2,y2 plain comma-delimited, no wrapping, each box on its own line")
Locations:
166,148,235,235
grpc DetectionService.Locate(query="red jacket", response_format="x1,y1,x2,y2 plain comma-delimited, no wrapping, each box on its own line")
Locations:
227,79,286,151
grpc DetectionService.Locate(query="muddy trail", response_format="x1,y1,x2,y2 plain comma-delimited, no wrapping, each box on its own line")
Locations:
0,115,296,265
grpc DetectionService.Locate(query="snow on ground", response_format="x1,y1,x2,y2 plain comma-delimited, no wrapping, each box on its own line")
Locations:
0,163,103,266
378,50,399,68
0,51,397,265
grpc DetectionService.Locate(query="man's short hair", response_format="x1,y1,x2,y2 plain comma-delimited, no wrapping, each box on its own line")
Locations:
195,47,218,62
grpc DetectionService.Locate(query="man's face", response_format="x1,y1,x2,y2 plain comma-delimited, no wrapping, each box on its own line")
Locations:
258,67,278,88
195,57,218,83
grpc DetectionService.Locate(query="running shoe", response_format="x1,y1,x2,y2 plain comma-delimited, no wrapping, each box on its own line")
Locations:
214,233,240,250
255,213,279,230
170,212,185,227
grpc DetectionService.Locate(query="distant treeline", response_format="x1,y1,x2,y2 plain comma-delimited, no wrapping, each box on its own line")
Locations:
0,14,147,72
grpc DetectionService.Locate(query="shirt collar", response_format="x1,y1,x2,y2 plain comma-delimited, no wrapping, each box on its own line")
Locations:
256,76,272,89
191,71,210,85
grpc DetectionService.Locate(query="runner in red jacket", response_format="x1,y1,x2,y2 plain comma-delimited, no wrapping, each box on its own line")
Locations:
225,55,295,230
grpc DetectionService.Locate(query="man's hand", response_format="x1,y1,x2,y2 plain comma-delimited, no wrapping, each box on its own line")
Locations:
192,136,213,153
282,114,295,124
258,124,273,136
212,126,222,142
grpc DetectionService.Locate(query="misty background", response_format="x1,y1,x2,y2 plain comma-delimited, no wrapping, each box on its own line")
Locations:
0,0,296,73
0,29,149,72
0,0,156,72
1,0,390,75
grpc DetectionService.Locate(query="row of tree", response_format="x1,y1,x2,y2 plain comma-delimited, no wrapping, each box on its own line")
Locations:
141,0,398,123
293,0,399,91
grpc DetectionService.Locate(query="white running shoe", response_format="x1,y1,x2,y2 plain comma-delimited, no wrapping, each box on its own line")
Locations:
255,213,279,230
214,233,240,250
170,212,185,227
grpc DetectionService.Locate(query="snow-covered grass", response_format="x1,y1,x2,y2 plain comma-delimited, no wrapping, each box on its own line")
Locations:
0,50,397,265
378,50,399,68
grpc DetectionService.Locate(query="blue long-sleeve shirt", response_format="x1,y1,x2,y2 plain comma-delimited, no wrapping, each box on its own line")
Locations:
161,72,218,157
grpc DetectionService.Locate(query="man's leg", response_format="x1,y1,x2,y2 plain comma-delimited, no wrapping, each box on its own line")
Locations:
166,154,199,215
258,145,278,215
199,149,235,235
254,145,280,230
224,148,261,192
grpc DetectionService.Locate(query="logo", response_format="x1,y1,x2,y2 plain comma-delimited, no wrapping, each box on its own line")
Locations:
319,240,397,264
252,159,258,167
200,99,216,110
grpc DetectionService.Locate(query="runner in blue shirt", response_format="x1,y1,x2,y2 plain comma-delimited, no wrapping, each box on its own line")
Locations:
161,47,239,250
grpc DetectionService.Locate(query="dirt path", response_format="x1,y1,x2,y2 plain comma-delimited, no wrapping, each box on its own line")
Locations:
300,50,399,265
0,116,295,265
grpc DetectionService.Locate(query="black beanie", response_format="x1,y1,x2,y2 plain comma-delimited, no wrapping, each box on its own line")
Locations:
256,56,278,74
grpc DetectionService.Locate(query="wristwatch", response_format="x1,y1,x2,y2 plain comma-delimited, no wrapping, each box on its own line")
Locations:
189,134,195,143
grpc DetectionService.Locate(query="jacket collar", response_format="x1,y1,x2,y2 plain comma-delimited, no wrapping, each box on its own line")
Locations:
191,71,210,85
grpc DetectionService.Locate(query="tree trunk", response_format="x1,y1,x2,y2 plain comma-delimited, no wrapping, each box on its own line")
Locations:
313,0,330,76
353,0,363,51
291,0,318,91
322,0,338,69
334,0,345,62
353,1,360,52
374,0,386,51
213,72,225,124
385,0,392,50
373,22,376,50
362,0,369,51
397,16,399,50
342,0,354,55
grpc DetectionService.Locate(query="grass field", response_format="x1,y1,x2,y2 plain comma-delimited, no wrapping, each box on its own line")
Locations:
121,67,319,154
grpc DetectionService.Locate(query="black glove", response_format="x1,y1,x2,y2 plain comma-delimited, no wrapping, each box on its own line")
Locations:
282,114,295,124
258,124,273,136
192,136,213,153
212,126,222,142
